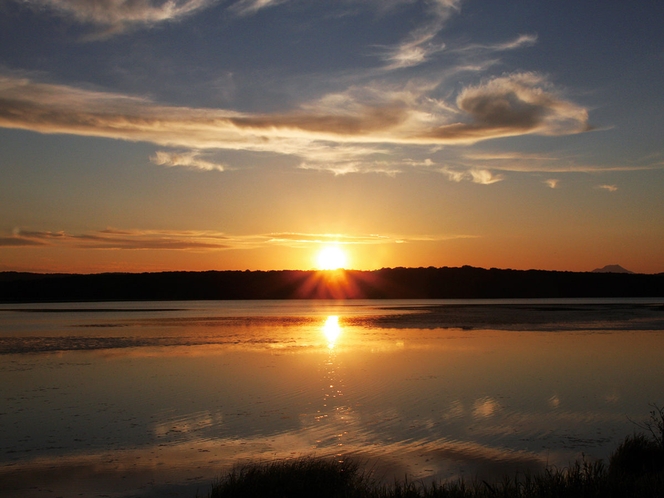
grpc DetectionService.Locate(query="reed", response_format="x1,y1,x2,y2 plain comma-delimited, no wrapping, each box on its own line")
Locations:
205,408,664,498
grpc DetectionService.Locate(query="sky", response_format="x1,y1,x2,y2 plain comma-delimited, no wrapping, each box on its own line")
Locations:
0,0,663,274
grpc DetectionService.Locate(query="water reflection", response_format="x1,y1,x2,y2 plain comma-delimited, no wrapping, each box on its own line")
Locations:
3,301,664,497
314,315,350,452
322,315,342,349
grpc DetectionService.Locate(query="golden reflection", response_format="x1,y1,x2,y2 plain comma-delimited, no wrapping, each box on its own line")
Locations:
323,315,342,349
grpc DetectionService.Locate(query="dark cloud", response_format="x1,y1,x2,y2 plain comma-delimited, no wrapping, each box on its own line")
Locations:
3,229,229,251
421,73,591,142
0,237,46,247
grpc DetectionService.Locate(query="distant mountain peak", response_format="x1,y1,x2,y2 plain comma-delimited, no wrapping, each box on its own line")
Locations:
592,264,634,274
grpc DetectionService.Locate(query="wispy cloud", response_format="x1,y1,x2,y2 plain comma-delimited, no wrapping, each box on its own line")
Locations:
452,34,538,54
229,0,285,16
469,168,504,184
18,0,218,36
0,73,591,172
438,166,503,184
10,228,230,250
0,236,46,247
544,178,559,189
265,233,392,245
379,29,447,70
460,151,664,174
377,0,461,70
298,160,401,176
596,184,618,192
4,228,475,251
150,150,226,171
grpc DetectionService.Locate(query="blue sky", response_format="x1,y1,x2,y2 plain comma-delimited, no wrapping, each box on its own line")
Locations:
1,0,663,272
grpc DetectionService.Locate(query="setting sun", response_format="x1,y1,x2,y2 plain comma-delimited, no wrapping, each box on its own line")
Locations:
316,245,348,270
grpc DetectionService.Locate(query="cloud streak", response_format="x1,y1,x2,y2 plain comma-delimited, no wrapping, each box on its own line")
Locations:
18,0,218,36
4,228,475,252
438,167,504,184
9,228,230,250
229,0,285,16
150,150,226,171
0,73,591,172
460,151,663,174
377,0,461,70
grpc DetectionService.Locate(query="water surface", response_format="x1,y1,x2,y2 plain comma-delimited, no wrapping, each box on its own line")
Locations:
1,299,663,497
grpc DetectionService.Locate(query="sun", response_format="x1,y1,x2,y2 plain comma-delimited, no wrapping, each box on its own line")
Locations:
316,245,347,270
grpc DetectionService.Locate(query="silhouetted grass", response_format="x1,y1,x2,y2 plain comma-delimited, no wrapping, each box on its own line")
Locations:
206,407,664,498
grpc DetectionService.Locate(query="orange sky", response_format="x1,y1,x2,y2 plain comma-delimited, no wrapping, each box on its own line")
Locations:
1,1,663,274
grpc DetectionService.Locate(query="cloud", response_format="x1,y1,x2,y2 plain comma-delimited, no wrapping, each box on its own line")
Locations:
0,236,47,247
596,184,618,192
438,167,467,182
18,0,217,36
0,73,591,173
266,233,392,245
453,34,538,54
229,0,285,16
150,150,226,171
421,73,591,142
545,179,559,189
15,0,461,38
10,228,230,250
376,6,534,73
437,166,503,184
379,28,446,70
377,0,461,70
469,168,503,184
298,160,401,176
459,151,664,174
5,228,475,252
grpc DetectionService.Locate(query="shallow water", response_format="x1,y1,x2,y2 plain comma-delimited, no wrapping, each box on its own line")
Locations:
1,299,664,497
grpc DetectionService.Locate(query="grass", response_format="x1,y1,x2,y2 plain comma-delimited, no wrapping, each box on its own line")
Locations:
205,406,664,498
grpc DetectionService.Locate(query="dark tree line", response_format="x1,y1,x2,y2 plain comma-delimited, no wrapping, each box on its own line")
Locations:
1,267,663,302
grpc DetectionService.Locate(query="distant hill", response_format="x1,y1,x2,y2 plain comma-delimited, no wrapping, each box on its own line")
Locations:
592,265,634,274
1,266,663,302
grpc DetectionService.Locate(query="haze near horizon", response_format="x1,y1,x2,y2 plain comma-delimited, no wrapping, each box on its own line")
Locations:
1,1,663,274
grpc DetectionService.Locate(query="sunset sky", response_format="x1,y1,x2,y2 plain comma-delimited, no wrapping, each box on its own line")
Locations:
1,0,663,273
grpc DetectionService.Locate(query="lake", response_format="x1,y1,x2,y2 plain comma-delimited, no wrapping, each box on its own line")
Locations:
1,299,664,497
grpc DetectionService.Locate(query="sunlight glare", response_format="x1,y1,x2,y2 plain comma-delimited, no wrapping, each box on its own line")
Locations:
316,246,347,270
322,315,342,349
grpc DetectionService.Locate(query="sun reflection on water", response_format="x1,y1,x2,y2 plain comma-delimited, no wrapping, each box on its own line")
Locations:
322,315,342,349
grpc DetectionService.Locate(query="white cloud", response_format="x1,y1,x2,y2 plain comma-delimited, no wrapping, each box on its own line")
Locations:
381,33,446,70
438,167,466,182
544,179,559,189
453,34,538,54
437,166,503,184
377,0,461,70
18,0,217,35
469,168,503,184
229,0,285,16
596,184,618,192
298,160,400,176
150,150,226,171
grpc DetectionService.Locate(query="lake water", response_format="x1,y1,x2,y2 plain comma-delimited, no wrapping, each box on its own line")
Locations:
1,299,664,497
